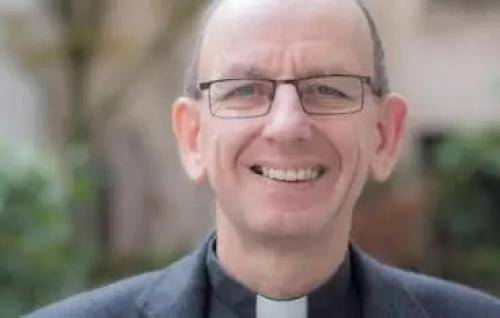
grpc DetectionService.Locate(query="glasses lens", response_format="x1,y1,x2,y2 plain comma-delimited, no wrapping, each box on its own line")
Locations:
299,76,363,114
210,80,273,118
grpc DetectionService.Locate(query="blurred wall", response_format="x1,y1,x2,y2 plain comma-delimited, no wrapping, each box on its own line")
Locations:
0,1,46,148
353,0,500,267
367,0,500,131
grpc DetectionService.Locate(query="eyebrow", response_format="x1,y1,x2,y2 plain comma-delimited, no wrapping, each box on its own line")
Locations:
298,66,358,78
216,64,270,79
214,64,362,80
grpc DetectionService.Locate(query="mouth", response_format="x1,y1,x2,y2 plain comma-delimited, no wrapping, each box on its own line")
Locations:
250,165,326,183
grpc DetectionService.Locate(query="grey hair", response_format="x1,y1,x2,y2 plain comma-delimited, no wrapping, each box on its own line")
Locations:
183,0,389,99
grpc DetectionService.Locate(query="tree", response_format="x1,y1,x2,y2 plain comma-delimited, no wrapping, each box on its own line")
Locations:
1,0,205,256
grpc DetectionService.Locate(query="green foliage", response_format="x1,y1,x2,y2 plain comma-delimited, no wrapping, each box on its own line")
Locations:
431,128,500,289
0,144,96,316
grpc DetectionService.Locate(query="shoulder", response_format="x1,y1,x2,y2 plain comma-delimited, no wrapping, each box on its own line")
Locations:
351,246,500,318
382,263,500,317
24,254,197,318
24,271,160,318
25,234,213,318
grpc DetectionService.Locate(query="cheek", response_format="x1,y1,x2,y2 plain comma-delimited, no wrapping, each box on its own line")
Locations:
322,117,374,178
340,113,377,151
324,121,362,160
199,124,224,184
326,120,374,211
198,120,258,183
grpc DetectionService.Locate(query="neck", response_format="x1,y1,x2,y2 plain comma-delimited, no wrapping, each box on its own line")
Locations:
216,211,351,300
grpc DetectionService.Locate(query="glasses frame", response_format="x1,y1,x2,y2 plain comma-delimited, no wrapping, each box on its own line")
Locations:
198,74,377,119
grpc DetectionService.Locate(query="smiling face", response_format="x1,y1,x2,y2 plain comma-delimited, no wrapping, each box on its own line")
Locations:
173,0,407,242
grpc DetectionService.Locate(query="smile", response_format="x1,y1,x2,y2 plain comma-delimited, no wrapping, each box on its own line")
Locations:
250,165,326,182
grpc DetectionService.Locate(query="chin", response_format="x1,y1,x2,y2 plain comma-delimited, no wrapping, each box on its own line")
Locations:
245,207,335,240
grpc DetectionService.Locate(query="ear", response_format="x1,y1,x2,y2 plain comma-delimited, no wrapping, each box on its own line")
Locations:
370,93,408,182
172,97,207,184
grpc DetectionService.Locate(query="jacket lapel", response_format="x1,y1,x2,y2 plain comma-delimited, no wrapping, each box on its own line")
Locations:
135,235,212,318
351,246,431,318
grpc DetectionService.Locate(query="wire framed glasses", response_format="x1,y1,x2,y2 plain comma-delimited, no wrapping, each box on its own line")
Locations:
198,75,375,119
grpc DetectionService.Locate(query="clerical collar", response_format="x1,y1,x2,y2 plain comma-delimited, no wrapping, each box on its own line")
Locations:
206,236,361,318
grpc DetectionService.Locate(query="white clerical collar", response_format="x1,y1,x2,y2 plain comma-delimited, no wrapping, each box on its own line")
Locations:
256,295,307,318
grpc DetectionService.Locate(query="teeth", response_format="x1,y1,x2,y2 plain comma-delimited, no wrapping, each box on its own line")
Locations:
259,166,322,182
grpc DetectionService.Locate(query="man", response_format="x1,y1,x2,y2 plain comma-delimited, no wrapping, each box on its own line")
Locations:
27,0,500,317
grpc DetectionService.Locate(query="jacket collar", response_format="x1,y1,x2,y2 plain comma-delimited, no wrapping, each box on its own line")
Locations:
136,235,430,318
135,234,211,318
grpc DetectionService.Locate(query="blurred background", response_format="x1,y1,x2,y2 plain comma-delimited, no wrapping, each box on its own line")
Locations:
0,0,499,315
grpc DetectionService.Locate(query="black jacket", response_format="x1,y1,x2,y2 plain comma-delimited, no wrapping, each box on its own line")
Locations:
26,236,500,318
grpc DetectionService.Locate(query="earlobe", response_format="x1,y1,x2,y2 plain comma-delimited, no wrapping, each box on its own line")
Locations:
370,93,408,182
172,97,207,184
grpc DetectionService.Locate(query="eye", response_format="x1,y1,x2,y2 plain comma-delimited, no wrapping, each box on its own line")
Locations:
232,85,256,96
316,85,347,98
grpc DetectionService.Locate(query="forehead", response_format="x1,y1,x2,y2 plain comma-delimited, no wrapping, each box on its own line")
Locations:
198,0,373,80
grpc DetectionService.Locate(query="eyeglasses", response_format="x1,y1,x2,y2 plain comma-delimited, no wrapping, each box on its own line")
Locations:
198,75,376,119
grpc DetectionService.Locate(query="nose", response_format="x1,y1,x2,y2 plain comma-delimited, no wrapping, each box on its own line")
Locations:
261,84,313,143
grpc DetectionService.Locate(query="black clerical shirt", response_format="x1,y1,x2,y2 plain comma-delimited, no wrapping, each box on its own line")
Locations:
206,237,362,318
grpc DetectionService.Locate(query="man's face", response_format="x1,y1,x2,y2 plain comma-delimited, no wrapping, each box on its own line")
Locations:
174,0,405,240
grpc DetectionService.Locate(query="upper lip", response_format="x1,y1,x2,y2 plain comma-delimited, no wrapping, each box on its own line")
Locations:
246,160,328,171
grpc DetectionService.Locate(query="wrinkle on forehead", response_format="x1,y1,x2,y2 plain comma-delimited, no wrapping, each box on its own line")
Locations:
199,0,374,80
210,44,367,81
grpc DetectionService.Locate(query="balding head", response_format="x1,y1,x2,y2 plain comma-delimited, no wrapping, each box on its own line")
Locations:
184,0,388,99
